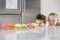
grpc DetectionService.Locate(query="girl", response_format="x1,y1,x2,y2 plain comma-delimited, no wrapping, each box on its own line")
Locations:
47,13,58,40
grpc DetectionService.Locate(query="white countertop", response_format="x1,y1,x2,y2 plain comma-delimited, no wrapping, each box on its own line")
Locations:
0,26,60,40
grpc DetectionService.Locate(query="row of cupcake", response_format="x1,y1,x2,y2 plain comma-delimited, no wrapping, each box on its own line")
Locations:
0,23,38,29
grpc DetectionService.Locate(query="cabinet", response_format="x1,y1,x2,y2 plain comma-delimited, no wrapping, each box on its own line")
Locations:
0,0,40,24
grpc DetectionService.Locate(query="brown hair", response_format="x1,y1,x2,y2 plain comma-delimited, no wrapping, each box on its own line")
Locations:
36,13,46,24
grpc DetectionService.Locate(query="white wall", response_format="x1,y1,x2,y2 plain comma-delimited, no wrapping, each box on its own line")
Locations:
41,0,60,17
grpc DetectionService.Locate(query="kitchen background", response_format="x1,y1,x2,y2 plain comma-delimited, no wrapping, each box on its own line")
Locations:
0,0,60,23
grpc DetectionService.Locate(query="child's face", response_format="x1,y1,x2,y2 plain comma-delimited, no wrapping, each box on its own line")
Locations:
48,15,57,26
36,19,45,27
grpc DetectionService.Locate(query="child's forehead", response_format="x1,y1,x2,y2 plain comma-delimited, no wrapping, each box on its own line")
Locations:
49,15,57,18
36,19,45,22
48,16,57,20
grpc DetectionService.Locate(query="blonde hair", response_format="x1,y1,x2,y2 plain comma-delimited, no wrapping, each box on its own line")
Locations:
48,13,58,17
48,12,58,22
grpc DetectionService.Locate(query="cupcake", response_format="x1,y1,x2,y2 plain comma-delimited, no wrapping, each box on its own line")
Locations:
21,24,27,28
32,23,38,28
1,23,8,29
8,23,14,29
14,23,21,29
27,23,33,28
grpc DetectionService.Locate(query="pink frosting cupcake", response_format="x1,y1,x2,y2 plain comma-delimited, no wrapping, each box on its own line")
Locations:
1,23,8,29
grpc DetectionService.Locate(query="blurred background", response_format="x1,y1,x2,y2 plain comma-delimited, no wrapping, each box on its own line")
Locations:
0,0,60,23
0,0,40,24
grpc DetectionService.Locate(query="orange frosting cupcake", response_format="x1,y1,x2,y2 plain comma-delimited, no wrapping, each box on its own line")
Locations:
8,24,14,29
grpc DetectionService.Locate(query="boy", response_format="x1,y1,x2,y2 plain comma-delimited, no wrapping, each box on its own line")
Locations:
36,13,46,27
35,13,46,40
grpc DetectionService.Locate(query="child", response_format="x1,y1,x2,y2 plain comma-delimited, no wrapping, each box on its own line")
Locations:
35,13,46,40
48,13,58,26
36,13,46,27
35,13,46,32
47,13,58,40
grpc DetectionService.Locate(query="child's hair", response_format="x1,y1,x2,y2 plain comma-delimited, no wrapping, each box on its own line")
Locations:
48,13,57,17
36,13,46,24
48,13,58,20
